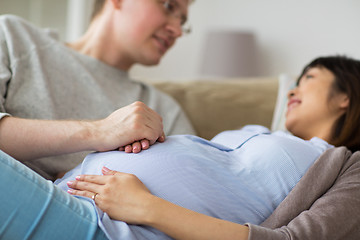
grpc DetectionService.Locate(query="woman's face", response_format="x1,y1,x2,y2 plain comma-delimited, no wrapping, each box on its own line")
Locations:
111,0,189,68
285,67,349,141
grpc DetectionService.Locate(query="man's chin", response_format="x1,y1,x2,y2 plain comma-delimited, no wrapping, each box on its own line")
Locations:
140,57,162,66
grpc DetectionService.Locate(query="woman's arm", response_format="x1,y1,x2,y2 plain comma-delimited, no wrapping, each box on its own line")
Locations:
68,167,249,240
144,194,249,240
0,102,164,160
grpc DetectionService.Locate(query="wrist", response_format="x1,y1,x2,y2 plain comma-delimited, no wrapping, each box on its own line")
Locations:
142,195,164,227
74,120,100,152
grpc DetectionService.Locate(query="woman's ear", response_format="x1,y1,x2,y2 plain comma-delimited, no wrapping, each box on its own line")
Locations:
339,94,350,109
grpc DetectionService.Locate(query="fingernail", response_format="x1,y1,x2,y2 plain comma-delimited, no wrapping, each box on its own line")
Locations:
75,175,81,180
102,166,110,173
67,189,74,194
67,181,74,187
141,141,148,148
125,146,132,153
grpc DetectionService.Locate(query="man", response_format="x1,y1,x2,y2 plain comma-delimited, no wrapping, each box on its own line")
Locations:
0,0,194,180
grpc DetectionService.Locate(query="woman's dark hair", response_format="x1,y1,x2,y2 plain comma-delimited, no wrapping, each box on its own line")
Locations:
91,0,106,21
297,56,360,152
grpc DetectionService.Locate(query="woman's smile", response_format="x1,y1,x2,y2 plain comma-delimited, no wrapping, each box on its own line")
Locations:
286,98,301,114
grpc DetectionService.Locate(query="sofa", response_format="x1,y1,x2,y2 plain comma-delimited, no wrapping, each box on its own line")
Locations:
150,77,281,139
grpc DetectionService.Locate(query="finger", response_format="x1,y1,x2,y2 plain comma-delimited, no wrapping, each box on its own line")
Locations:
133,107,163,144
67,180,101,194
158,133,166,143
140,109,163,131
132,142,142,153
124,144,132,153
143,125,162,145
102,166,119,176
67,189,95,200
145,112,163,129
140,139,150,150
140,102,162,122
118,146,125,151
74,174,109,185
132,102,161,125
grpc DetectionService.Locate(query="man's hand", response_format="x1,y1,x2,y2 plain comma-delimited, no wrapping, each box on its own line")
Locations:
90,101,165,153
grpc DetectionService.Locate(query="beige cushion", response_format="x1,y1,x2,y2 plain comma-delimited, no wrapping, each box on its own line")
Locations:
152,78,278,140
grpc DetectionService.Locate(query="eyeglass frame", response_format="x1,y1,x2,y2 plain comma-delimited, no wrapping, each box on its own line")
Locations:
158,0,192,35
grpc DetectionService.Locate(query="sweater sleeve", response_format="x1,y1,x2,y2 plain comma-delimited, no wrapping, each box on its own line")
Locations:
0,25,12,118
247,148,360,240
165,106,196,136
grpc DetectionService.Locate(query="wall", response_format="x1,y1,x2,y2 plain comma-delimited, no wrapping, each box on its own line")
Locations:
1,0,360,80
0,0,68,40
131,0,360,80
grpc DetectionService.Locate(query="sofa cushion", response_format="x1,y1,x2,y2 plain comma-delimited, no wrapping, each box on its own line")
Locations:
152,78,278,140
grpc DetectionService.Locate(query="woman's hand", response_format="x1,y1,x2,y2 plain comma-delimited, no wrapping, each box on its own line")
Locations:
67,167,154,224
67,167,250,240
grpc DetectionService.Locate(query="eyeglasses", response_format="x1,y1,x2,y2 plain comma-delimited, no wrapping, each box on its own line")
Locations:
159,0,192,35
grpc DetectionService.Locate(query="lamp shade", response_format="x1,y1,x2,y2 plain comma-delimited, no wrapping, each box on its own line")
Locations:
200,31,257,78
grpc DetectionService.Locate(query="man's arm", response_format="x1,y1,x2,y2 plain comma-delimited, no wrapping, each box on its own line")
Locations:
0,102,164,161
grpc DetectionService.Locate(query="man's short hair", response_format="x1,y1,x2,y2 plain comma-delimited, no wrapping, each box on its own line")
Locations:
91,0,195,21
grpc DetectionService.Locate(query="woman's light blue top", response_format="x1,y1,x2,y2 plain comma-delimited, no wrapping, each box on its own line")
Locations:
56,125,332,240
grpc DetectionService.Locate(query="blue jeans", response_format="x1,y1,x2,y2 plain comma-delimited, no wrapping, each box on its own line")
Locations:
0,150,108,240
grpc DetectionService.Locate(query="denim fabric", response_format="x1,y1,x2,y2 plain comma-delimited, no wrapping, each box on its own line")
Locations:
0,150,108,240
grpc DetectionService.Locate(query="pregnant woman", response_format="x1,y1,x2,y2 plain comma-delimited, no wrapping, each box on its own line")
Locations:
1,56,360,239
